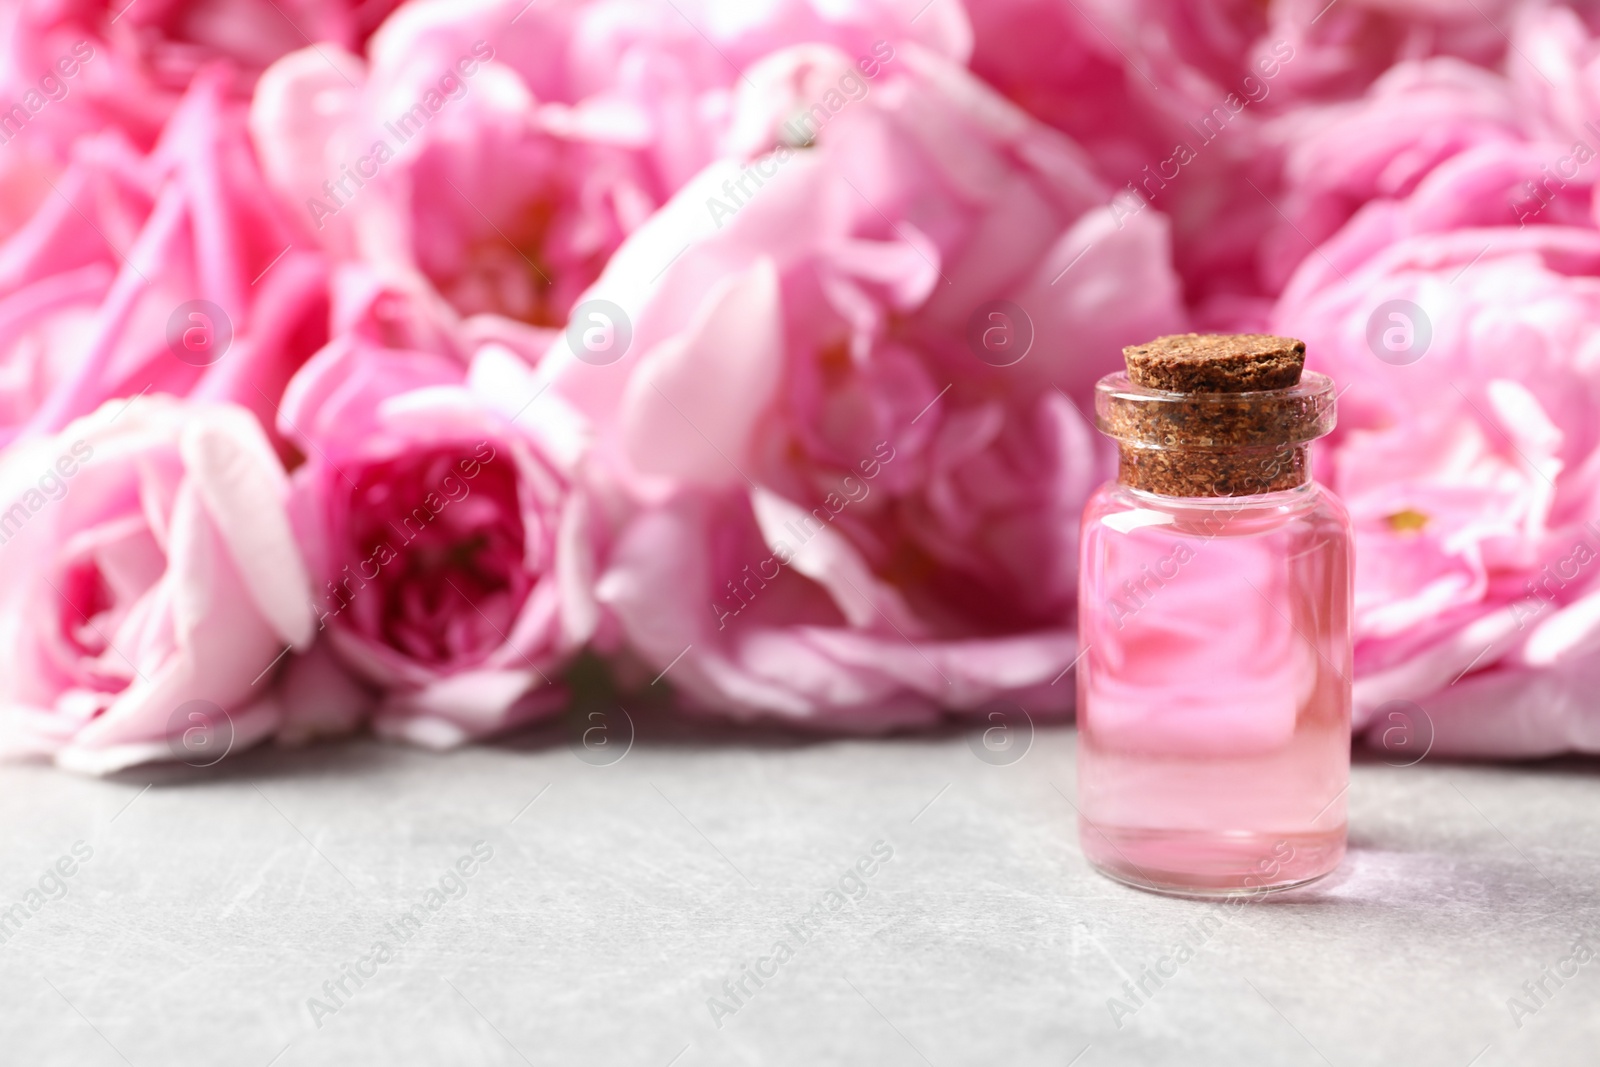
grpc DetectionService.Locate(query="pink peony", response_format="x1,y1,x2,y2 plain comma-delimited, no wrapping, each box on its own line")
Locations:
0,71,329,450
1275,224,1600,757
0,395,314,773
543,44,1184,727
276,278,598,747
248,0,969,340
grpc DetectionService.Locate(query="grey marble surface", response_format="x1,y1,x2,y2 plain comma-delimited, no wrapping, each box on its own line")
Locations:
0,711,1596,1067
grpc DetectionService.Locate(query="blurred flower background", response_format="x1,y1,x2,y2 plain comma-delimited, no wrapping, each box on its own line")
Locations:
3,0,1600,771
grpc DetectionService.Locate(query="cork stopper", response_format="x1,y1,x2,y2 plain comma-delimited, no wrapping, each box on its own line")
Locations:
1095,333,1335,498
1123,333,1306,393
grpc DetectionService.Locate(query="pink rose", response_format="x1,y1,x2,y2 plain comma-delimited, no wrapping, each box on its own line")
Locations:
968,0,1271,149
0,72,329,449
964,1,1567,318
0,395,313,773
967,0,1283,316
1262,58,1525,291
545,44,1183,727
1274,224,1600,757
1259,8,1600,758
0,1,396,244
1509,5,1600,143
2,0,401,146
1261,3,1600,295
277,283,597,747
1263,0,1528,103
248,0,969,340
0,25,105,243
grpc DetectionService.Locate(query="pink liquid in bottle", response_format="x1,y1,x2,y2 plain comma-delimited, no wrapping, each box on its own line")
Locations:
1076,338,1353,896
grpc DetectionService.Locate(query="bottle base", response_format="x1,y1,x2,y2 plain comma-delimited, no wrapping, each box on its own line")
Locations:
1079,822,1346,899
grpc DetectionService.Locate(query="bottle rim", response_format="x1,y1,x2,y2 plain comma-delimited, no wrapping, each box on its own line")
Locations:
1093,370,1338,450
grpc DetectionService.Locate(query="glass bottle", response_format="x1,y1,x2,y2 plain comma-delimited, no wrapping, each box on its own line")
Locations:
1075,334,1353,896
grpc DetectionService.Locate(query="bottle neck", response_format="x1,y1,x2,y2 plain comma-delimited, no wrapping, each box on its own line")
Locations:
1115,441,1312,498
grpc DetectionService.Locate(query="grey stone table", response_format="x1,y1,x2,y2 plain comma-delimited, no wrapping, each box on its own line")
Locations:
1,709,1596,1067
